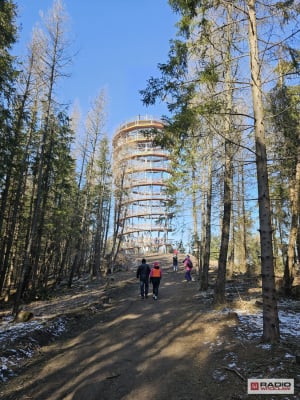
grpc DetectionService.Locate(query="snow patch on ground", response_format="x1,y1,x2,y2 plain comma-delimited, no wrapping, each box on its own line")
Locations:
234,300,300,341
0,316,67,382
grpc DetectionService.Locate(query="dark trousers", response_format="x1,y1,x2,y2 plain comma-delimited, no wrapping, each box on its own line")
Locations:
151,278,161,297
185,269,192,281
140,280,149,296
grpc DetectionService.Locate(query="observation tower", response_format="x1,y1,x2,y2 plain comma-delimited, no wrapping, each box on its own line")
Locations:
112,116,173,254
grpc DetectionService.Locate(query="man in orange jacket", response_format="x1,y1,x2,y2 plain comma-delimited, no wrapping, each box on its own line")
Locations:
149,261,162,300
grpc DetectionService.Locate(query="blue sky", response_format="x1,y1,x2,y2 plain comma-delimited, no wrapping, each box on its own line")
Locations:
14,0,178,138
13,1,190,247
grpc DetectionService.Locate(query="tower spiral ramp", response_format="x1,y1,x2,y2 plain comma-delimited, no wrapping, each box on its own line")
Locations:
112,116,173,254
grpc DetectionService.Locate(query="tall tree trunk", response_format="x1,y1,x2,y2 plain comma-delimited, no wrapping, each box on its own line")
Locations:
111,165,127,268
235,162,247,275
0,53,35,294
214,140,233,304
199,168,206,277
241,165,248,274
214,4,234,304
191,160,199,246
247,0,280,342
201,137,212,291
285,148,300,293
296,223,300,265
227,214,235,279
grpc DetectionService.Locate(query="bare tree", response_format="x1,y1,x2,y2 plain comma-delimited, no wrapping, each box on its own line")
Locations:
14,0,73,312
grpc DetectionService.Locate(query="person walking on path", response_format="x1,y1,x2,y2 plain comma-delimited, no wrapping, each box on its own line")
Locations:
149,261,162,300
183,255,193,282
173,254,178,272
136,258,151,299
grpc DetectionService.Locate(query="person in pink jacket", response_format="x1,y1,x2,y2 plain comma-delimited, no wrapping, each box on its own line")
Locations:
183,255,193,281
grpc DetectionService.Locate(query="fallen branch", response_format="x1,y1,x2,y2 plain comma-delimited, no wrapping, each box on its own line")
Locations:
224,367,246,381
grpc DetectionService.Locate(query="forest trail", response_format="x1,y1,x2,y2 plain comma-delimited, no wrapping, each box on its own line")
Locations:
1,253,299,400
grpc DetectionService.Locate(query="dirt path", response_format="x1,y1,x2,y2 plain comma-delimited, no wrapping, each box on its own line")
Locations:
1,254,299,400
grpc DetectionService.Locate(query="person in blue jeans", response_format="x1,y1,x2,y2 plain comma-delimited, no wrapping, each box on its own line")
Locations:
136,258,151,299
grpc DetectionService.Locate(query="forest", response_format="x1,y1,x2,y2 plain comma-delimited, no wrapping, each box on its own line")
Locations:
0,0,300,349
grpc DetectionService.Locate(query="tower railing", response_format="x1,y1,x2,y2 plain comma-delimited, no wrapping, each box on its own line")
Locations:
112,116,173,254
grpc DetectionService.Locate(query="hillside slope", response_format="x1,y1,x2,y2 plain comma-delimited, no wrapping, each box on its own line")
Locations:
0,253,299,399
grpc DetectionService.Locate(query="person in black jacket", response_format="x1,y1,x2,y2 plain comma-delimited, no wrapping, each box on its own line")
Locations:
136,258,151,299
173,254,178,272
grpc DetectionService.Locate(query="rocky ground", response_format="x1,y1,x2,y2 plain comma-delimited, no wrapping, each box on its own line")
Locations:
0,253,299,400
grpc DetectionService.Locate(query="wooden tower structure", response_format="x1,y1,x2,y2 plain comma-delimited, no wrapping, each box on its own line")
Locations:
112,116,173,254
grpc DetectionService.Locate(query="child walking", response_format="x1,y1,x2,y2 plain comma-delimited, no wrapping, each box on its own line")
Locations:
183,255,193,281
173,255,178,272
149,261,162,300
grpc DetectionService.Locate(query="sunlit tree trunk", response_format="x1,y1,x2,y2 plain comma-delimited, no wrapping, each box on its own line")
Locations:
241,165,248,274
247,0,279,342
200,136,212,291
285,144,300,293
214,4,234,305
214,140,233,304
